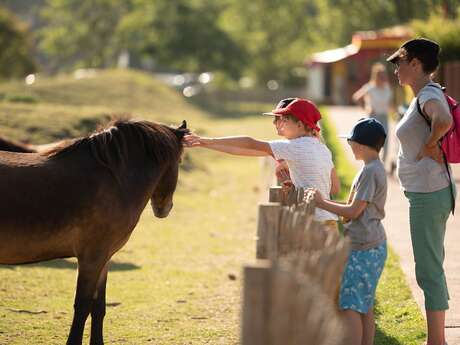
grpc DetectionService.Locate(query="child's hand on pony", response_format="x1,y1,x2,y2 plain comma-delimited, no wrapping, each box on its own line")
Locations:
183,133,205,147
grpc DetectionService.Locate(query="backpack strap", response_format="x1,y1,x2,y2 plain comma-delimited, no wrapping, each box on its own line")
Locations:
416,86,456,215
416,97,432,126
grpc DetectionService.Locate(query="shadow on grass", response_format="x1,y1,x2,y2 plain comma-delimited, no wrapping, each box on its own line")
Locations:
375,326,404,345
0,259,140,271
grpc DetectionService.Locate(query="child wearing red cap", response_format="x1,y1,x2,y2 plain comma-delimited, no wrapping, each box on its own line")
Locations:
183,98,340,227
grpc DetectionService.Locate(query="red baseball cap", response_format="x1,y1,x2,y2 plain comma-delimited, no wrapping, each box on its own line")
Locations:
263,98,321,131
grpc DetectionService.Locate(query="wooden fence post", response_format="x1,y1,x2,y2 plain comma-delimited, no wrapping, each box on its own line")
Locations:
269,186,283,203
267,267,298,344
256,202,282,259
241,260,272,345
241,260,347,345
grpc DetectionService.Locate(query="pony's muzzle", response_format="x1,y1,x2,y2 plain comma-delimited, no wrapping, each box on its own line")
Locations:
152,203,173,218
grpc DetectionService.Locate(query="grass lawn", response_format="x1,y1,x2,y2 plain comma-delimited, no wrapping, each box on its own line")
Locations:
0,70,425,344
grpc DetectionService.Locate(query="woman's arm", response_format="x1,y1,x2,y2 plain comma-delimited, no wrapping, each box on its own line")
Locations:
183,134,273,157
330,168,341,197
352,84,368,104
417,99,453,164
308,188,367,220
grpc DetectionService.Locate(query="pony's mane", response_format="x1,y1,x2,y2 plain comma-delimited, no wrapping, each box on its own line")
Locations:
46,119,185,176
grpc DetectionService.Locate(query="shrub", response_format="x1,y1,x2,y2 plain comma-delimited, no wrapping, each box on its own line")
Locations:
412,9,460,62
0,5,37,79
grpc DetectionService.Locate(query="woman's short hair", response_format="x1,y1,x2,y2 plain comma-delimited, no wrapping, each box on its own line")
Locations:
387,38,440,74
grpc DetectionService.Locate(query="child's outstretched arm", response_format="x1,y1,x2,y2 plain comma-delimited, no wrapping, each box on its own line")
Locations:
307,188,367,220
183,133,273,157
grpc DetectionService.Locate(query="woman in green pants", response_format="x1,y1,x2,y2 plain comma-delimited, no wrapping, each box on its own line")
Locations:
387,38,454,345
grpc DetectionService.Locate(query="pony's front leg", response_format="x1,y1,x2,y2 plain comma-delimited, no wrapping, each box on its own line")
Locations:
66,259,108,345
90,263,109,345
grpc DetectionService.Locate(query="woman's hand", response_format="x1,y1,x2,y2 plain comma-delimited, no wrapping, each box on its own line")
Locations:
416,142,444,164
417,99,452,164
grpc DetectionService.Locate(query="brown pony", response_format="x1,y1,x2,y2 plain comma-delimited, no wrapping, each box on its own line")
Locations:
0,119,189,345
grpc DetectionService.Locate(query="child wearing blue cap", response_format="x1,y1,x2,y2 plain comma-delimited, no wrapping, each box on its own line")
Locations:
308,117,387,345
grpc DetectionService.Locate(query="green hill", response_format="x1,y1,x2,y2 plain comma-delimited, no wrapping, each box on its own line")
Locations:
0,69,207,143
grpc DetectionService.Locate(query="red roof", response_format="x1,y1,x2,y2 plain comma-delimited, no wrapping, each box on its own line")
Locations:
308,44,359,64
306,26,412,65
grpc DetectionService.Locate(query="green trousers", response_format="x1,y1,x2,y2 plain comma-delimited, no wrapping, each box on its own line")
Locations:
404,186,452,311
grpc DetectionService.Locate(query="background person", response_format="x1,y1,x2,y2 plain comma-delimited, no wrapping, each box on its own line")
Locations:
352,62,393,163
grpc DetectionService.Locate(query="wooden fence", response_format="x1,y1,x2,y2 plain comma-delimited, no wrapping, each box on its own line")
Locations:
241,185,350,345
241,260,345,345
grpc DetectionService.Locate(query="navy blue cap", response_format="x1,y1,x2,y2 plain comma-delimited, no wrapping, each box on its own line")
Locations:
387,38,439,64
342,117,387,151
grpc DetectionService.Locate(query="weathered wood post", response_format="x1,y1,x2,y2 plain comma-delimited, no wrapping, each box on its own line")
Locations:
241,260,271,345
268,185,303,206
256,202,282,259
268,186,283,203
241,259,347,345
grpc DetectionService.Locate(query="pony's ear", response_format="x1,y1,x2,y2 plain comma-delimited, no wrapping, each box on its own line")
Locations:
175,120,189,141
178,120,187,130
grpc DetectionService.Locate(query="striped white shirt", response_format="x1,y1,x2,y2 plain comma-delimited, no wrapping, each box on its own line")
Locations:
269,136,338,222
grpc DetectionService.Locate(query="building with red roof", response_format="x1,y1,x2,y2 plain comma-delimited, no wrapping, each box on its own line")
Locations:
306,26,412,104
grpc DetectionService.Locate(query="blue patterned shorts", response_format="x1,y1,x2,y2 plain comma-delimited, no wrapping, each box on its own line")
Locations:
339,241,387,314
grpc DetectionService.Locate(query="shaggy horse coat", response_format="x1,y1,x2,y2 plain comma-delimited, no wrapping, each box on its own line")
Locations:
0,119,188,345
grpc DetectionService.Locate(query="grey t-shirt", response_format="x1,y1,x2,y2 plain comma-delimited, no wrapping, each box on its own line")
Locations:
344,159,387,251
395,82,450,192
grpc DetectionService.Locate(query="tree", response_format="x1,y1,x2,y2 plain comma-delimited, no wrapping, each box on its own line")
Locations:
35,0,460,85
39,0,130,71
39,0,246,77
0,5,37,79
412,8,460,62
321,0,460,46
219,0,322,86
118,0,247,78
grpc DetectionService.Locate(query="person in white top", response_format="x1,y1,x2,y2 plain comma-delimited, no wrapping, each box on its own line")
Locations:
352,63,393,163
183,98,340,228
